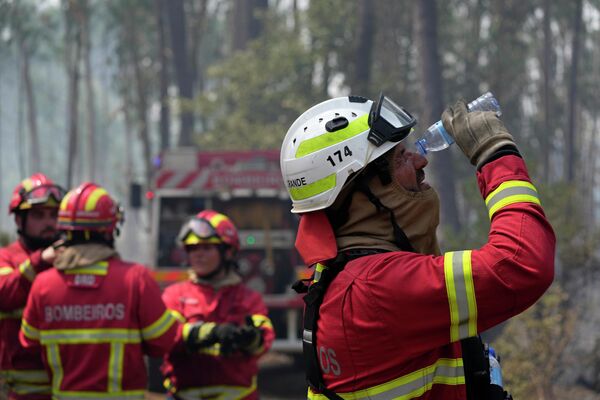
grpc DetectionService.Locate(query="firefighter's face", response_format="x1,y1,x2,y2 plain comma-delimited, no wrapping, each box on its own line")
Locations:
16,207,59,240
391,143,430,192
187,243,223,277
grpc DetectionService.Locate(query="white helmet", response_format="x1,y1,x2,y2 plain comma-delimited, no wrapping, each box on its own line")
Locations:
280,94,416,213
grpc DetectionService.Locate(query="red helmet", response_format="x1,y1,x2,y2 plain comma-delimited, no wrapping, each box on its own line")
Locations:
177,210,240,251
9,173,65,214
57,182,123,234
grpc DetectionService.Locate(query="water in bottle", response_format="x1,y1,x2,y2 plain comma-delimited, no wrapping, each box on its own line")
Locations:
415,92,502,156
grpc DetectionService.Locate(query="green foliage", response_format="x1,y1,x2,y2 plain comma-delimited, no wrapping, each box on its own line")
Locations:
495,284,576,399
195,13,319,150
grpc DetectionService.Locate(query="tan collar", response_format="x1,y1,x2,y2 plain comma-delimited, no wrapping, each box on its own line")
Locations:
54,243,118,270
190,269,242,290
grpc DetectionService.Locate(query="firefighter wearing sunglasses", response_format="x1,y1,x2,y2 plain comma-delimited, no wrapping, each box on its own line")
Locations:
280,95,555,400
0,173,66,399
161,210,274,400
19,182,179,399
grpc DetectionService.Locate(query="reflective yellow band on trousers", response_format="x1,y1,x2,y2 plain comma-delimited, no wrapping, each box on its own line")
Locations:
444,251,477,342
295,114,369,158
485,180,540,219
289,174,336,201
0,369,50,395
173,376,257,400
307,358,464,400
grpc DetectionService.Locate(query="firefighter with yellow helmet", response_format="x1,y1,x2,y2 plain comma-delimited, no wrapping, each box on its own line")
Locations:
280,95,555,399
161,210,274,400
20,182,179,399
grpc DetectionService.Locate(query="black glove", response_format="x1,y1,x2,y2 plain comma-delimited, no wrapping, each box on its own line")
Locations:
234,316,263,353
184,321,239,355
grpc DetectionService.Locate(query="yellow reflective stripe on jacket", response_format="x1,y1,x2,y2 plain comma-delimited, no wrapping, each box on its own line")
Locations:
46,344,64,395
444,251,477,342
0,266,14,275
39,328,141,344
18,259,35,281
11,382,51,395
141,309,177,340
52,390,145,399
0,308,23,320
175,376,257,400
307,358,464,400
108,342,125,392
295,114,369,158
288,174,336,201
64,261,109,276
485,180,540,219
0,369,49,383
21,319,41,340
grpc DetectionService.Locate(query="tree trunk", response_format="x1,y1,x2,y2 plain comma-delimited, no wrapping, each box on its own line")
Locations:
541,0,552,183
126,15,153,189
231,0,267,51
17,34,40,173
65,1,83,188
352,0,375,95
166,0,194,147
82,3,96,181
415,0,461,232
565,0,583,183
156,0,171,151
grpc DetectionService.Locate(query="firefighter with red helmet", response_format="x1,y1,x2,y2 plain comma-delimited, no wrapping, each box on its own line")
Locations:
280,95,555,399
161,210,274,400
19,182,179,399
0,173,65,399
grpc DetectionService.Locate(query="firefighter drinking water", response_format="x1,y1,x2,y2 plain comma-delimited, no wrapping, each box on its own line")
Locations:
19,182,179,399
0,173,64,399
161,210,274,400
280,95,555,399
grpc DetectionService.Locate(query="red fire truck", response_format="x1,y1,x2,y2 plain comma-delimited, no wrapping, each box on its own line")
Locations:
147,148,304,352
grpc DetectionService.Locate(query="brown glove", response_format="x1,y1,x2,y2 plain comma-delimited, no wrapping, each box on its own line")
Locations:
441,100,516,169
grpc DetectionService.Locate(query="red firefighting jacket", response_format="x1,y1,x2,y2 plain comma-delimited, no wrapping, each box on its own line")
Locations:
19,256,179,400
307,155,555,400
0,240,51,399
161,279,275,400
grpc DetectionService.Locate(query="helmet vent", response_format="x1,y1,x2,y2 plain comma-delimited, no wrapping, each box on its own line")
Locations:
304,126,307,132
318,118,323,123
352,112,357,117
293,138,297,144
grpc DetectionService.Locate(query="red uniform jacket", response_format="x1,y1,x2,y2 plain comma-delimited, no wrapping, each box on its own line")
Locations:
161,280,275,400
0,240,51,399
19,257,179,400
309,156,555,400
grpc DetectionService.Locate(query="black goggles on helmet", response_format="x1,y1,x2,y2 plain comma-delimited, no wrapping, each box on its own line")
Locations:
20,184,66,207
177,218,220,246
367,93,417,147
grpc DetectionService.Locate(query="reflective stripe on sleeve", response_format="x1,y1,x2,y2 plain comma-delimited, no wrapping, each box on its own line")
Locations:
141,309,178,340
169,309,186,323
21,319,41,341
18,260,35,281
444,251,478,342
250,314,273,330
0,266,14,275
0,308,23,320
307,358,464,400
485,180,540,219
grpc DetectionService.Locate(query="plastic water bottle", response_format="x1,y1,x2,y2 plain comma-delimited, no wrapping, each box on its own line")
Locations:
415,92,502,155
488,346,503,388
